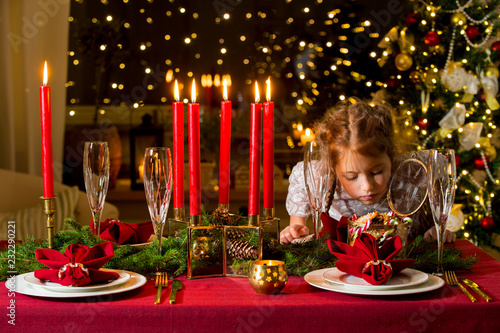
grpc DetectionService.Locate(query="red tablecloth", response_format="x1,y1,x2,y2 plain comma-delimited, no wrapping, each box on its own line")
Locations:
1,239,500,332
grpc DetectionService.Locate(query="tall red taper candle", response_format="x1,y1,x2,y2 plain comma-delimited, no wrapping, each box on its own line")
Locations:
263,77,274,210
188,79,201,216
249,81,262,216
219,79,232,205
173,80,185,209
40,61,54,198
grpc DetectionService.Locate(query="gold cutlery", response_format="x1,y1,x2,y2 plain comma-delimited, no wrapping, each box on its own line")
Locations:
459,277,493,302
169,279,183,304
445,271,477,303
154,272,168,305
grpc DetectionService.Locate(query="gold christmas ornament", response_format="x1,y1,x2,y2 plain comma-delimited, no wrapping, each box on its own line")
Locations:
485,66,500,78
478,137,497,160
409,70,420,84
451,12,467,25
424,69,440,90
395,53,413,71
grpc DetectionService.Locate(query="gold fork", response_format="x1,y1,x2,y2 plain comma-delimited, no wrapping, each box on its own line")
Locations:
445,271,477,303
154,272,168,305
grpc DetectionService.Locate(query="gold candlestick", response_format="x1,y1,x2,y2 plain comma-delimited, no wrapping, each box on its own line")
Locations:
174,207,185,220
248,214,260,227
190,214,202,227
263,208,275,220
41,197,55,249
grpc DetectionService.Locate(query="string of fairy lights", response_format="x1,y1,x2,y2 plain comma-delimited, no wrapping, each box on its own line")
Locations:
66,0,381,122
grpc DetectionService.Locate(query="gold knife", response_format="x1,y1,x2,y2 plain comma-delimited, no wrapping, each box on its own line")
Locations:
459,277,493,302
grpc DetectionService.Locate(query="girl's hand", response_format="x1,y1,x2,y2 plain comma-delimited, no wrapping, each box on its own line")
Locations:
280,225,310,244
424,226,456,243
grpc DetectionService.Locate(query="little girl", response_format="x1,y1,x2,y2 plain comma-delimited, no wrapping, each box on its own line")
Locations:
281,99,456,244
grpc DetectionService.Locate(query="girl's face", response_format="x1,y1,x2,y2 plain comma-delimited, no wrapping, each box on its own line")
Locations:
335,150,392,206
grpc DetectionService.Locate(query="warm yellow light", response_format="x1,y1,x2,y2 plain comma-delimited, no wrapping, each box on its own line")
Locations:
43,61,48,85
191,79,196,103
223,79,228,101
174,80,180,101
254,81,260,103
266,77,271,102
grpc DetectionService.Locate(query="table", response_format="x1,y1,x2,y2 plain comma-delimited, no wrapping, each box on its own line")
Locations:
1,239,499,332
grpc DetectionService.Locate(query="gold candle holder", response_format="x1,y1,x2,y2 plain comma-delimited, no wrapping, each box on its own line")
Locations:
187,224,225,279
168,208,188,237
41,197,55,249
261,207,281,241
224,224,263,277
218,203,229,210
248,260,288,295
248,214,260,227
263,208,274,220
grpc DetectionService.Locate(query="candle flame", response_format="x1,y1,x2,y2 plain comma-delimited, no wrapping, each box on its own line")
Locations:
254,81,260,103
223,79,228,101
174,80,180,101
266,77,271,102
43,61,48,86
191,79,197,103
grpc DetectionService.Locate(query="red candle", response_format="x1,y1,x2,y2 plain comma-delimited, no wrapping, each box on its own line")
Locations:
39,61,54,198
219,79,232,205
263,77,274,210
249,81,262,216
173,80,184,209
188,79,201,216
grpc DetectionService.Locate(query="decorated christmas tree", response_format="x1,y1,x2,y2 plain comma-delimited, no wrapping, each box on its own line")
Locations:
374,0,500,249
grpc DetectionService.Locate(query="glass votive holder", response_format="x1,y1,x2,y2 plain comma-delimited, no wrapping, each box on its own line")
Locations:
347,215,411,248
248,260,288,295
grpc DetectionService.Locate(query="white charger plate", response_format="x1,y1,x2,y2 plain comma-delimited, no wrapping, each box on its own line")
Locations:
9,270,146,298
305,268,444,296
24,269,131,292
322,268,428,291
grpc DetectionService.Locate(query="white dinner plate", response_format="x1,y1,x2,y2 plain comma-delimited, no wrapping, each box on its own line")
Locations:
305,268,444,296
24,269,131,292
322,268,428,291
8,270,146,298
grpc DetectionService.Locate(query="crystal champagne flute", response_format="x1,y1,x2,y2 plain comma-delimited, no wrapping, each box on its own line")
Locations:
83,141,110,236
304,140,332,240
427,149,457,276
143,147,173,257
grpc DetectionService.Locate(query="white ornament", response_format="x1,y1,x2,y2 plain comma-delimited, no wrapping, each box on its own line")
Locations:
446,204,465,232
464,73,480,95
459,122,483,150
439,103,466,129
480,73,500,110
441,65,468,92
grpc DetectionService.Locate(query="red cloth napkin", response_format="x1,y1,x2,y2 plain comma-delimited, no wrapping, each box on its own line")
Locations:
34,242,120,286
91,219,153,245
327,233,415,285
320,213,348,243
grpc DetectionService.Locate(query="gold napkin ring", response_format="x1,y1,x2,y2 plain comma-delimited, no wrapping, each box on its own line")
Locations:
362,260,392,274
58,262,90,280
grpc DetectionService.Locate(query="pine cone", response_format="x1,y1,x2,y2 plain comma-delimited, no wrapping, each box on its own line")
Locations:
225,226,247,241
211,206,230,226
226,239,258,260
